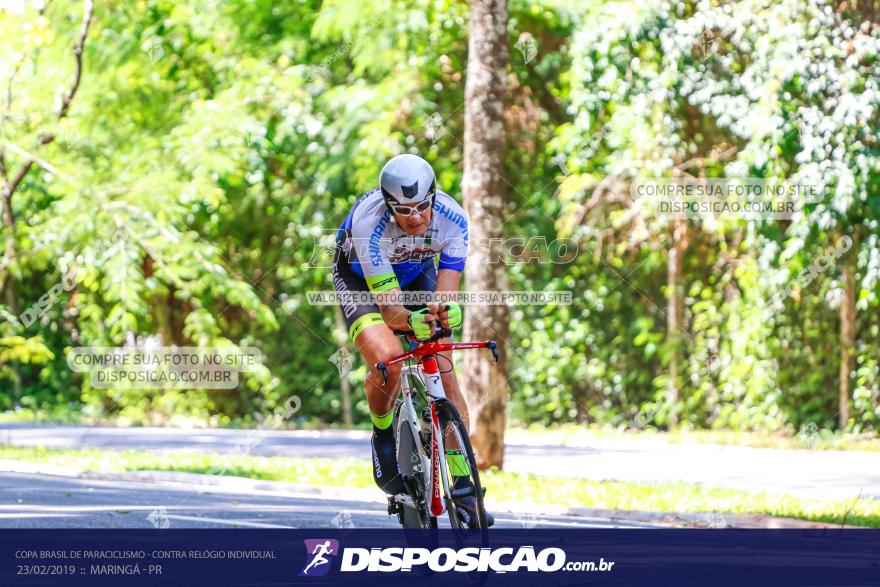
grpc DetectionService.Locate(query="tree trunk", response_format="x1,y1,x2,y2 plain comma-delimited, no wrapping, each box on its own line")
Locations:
666,218,688,427
461,0,510,469
839,252,856,429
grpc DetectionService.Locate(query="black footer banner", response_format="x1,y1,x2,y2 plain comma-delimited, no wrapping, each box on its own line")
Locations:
2,529,878,585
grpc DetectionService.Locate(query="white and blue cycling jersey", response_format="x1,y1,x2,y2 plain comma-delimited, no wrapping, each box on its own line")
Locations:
336,188,469,293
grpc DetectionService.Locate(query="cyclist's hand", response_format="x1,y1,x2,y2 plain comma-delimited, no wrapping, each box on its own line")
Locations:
432,301,462,331
407,307,435,341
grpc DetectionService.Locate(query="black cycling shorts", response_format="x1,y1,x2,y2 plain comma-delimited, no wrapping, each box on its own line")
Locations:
333,237,437,342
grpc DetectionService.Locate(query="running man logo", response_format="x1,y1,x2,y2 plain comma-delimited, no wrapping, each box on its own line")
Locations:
300,539,340,577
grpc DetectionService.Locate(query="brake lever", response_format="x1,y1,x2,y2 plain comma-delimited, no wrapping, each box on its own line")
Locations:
486,340,498,363
376,362,388,385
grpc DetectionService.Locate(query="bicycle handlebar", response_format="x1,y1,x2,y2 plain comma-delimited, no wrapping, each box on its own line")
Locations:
392,321,451,342
375,337,498,385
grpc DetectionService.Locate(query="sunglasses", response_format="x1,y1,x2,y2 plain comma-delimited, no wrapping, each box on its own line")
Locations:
390,200,432,216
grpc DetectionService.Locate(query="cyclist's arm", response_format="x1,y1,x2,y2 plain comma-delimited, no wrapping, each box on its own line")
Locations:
436,268,461,293
376,288,414,332
433,200,467,330
376,271,460,333
430,269,461,330
361,274,417,332
435,196,467,318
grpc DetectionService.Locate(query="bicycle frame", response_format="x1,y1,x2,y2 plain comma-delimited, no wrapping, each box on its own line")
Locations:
379,335,498,524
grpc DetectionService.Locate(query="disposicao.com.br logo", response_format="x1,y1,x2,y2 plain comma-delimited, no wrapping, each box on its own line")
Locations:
300,541,613,575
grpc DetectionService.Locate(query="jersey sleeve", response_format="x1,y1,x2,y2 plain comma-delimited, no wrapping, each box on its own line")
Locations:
439,241,467,271
350,208,400,293
436,197,469,272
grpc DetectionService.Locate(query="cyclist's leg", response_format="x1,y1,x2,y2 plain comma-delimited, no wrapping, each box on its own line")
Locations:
353,322,408,495
353,322,404,417
334,231,405,411
334,240,405,494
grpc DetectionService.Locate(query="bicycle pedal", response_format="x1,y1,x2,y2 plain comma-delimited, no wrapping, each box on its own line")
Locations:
386,497,401,515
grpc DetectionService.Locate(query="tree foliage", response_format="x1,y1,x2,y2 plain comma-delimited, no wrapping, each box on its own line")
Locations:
0,0,876,434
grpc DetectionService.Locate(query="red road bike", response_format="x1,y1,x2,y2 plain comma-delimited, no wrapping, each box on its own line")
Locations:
377,326,497,531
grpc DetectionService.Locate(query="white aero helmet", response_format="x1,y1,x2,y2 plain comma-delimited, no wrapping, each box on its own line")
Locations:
379,154,437,211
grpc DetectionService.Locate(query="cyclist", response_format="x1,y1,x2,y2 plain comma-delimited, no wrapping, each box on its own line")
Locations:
333,153,493,528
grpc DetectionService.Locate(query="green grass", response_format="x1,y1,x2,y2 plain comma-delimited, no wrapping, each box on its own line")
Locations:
507,423,880,452
1,444,877,527
4,409,876,452
0,408,84,425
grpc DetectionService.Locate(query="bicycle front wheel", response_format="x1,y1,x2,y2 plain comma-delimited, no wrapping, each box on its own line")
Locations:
395,400,435,529
435,400,489,533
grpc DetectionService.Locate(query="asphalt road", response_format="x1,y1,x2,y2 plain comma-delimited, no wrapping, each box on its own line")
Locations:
1,424,877,501
0,472,649,529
